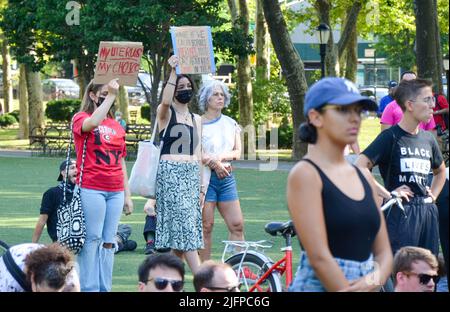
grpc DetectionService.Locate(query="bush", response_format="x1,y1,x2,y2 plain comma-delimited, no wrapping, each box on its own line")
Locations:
0,114,17,128
45,99,81,122
9,110,20,122
265,118,292,149
140,104,150,122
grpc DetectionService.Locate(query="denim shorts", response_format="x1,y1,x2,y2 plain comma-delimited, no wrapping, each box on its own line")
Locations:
205,171,239,202
288,252,375,292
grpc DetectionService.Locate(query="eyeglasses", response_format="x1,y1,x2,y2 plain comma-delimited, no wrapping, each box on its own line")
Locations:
204,283,242,292
321,104,364,115
147,277,184,292
410,96,436,106
404,272,440,285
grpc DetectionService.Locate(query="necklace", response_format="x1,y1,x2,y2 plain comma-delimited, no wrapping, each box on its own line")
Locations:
173,107,190,123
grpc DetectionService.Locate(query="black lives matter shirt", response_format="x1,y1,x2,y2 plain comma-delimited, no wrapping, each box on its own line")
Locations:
362,125,443,196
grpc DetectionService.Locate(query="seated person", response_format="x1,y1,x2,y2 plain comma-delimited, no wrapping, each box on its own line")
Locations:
393,246,439,292
0,243,79,292
138,253,185,292
193,260,241,292
143,199,169,255
32,159,136,254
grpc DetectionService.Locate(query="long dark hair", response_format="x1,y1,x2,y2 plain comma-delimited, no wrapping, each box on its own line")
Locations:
79,80,114,118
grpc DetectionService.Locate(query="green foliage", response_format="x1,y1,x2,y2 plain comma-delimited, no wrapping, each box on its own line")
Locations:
0,114,17,128
9,110,20,123
45,99,81,122
268,117,293,149
140,104,151,122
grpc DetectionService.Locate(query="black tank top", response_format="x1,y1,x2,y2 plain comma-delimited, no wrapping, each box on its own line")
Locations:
302,158,381,261
160,106,197,156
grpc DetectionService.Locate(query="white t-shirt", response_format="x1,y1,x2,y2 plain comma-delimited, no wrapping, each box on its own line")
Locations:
0,243,42,292
202,115,240,185
202,114,240,163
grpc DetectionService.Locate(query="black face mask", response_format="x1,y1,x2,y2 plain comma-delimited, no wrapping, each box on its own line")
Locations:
96,96,107,107
175,89,193,104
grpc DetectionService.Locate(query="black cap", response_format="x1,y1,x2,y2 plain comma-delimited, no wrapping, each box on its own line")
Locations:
57,159,75,181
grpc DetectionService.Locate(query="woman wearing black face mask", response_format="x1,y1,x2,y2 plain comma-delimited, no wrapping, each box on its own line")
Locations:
154,55,204,275
72,78,133,291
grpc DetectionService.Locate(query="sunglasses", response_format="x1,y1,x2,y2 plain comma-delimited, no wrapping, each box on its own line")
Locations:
321,104,364,115
405,272,440,285
147,277,184,292
205,283,242,292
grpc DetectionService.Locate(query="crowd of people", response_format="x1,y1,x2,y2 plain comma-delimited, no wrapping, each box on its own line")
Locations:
0,51,448,293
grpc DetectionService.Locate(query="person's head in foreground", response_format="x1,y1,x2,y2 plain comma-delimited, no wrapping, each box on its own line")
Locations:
193,260,241,292
393,246,439,292
299,77,377,146
138,253,185,292
25,243,76,292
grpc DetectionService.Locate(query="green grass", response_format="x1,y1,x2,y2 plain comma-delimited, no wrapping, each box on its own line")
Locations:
0,156,293,292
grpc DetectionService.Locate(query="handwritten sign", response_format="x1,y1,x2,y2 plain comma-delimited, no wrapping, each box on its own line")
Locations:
170,26,215,75
94,41,143,86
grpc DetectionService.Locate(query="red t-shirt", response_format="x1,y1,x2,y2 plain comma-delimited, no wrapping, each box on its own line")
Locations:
72,112,127,191
433,94,449,131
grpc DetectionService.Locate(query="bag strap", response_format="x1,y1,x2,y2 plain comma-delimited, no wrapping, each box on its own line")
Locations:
3,249,31,292
63,122,88,201
384,127,397,191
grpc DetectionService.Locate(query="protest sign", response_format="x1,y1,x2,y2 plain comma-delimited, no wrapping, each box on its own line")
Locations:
94,41,143,86
170,26,215,74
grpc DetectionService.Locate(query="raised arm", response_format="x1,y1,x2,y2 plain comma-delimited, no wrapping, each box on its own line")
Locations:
287,163,350,291
158,55,179,124
82,79,119,133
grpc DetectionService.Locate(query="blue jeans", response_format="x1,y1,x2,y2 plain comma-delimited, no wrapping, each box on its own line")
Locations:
77,187,124,292
289,252,374,292
205,171,239,202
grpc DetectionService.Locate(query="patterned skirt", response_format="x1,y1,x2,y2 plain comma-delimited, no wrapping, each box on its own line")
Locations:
155,160,204,251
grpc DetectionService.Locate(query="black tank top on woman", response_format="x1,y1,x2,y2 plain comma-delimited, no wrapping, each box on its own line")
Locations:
302,158,381,261
160,106,197,156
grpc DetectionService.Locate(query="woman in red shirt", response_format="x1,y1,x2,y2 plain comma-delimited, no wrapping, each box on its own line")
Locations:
72,78,133,292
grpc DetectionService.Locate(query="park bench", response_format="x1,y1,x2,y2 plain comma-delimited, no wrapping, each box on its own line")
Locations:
29,122,153,160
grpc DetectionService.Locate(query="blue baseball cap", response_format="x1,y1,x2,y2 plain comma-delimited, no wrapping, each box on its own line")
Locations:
304,77,377,117
388,80,398,88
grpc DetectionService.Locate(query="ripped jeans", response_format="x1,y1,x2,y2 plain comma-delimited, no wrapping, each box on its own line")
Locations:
77,187,124,292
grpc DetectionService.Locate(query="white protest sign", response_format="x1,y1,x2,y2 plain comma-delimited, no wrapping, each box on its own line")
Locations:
170,26,216,74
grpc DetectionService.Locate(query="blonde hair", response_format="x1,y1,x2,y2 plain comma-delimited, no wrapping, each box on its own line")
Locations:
79,80,114,118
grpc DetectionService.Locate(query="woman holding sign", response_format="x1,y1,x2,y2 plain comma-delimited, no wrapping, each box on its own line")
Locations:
72,78,133,292
155,55,204,274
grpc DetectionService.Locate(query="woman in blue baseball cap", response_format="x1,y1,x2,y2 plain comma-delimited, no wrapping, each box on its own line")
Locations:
287,77,393,292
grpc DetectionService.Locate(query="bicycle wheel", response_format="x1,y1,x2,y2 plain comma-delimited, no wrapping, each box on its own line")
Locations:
0,240,9,257
225,251,283,292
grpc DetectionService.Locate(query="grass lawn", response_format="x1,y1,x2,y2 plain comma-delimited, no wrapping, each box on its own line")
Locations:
0,156,293,292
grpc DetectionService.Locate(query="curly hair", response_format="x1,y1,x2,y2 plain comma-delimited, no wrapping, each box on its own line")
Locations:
24,243,74,291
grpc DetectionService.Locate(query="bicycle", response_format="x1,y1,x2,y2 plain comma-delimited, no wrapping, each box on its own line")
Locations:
222,220,296,292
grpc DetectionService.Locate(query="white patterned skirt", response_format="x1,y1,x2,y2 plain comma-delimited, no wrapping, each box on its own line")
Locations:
155,160,204,251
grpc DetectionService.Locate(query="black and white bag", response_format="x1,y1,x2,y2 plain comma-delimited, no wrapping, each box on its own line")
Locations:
56,124,87,254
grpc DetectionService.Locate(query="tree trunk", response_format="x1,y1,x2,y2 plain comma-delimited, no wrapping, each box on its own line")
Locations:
344,27,358,82
255,0,269,81
337,1,362,58
315,0,338,77
432,0,443,94
18,64,29,139
262,0,308,159
25,65,44,136
1,39,13,112
228,0,255,156
415,0,440,89
117,85,129,122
